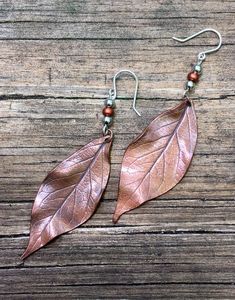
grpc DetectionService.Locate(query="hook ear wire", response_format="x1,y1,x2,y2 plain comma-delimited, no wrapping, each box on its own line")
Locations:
111,69,141,117
172,28,222,61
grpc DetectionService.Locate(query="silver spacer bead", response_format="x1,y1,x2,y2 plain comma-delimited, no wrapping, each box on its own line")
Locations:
186,80,194,89
103,116,113,125
194,64,202,73
104,98,115,108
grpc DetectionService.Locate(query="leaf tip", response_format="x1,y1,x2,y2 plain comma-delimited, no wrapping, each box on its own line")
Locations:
21,240,39,260
112,212,121,224
20,249,30,260
113,205,128,223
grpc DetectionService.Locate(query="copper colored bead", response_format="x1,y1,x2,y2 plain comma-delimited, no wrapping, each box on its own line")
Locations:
103,106,114,117
187,71,199,83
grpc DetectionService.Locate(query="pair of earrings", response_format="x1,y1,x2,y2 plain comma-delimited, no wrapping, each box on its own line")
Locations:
22,28,222,259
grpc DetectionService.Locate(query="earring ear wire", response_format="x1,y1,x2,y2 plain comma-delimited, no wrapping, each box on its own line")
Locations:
102,69,141,136
172,28,222,62
111,69,141,116
172,28,222,98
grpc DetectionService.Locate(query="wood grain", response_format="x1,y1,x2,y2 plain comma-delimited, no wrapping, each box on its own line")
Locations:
0,0,234,299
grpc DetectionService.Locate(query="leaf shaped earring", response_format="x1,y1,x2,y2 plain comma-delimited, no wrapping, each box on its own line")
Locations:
22,69,140,259
113,28,223,223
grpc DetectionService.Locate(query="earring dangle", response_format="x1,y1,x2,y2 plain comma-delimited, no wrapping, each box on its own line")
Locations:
22,70,140,259
113,29,223,223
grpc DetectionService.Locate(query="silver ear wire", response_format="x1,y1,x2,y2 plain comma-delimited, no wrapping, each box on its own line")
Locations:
110,69,141,116
172,28,223,99
172,28,222,62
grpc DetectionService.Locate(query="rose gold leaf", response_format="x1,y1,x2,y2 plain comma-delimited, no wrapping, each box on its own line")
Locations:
22,135,113,259
113,100,197,223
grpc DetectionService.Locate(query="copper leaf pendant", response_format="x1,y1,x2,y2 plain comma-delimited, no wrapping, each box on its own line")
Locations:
22,135,113,259
113,99,197,223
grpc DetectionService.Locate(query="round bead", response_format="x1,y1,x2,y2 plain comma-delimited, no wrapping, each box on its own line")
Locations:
105,98,115,108
103,106,114,117
103,116,112,124
187,71,199,83
186,80,194,89
194,64,202,73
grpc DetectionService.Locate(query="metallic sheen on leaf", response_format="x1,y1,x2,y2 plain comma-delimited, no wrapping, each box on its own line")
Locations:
22,135,113,259
113,100,197,223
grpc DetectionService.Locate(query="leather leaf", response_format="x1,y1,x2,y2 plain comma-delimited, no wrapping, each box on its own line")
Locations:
113,99,197,223
22,135,113,259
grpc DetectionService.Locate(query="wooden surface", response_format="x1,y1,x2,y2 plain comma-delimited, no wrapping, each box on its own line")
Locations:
0,0,234,299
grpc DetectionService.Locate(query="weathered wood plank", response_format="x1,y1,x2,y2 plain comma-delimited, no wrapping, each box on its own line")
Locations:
0,40,233,99
0,0,234,298
0,0,234,42
1,232,235,267
2,200,235,236
0,262,234,291
0,0,234,20
1,284,235,300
